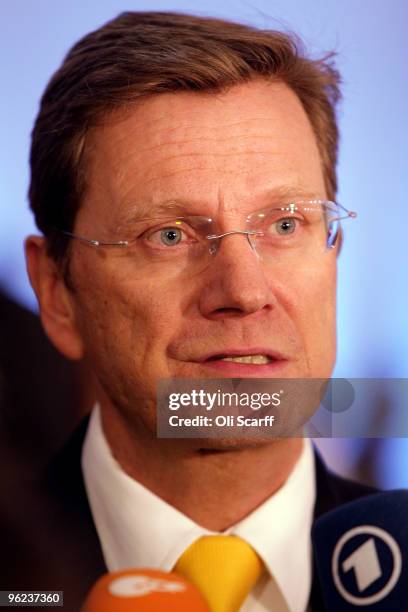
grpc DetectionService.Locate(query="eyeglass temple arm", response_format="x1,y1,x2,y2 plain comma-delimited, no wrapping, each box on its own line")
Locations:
331,211,357,223
60,230,128,247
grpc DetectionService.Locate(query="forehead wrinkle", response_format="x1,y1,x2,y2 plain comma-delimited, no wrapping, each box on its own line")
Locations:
152,116,273,132
118,132,280,159
138,164,220,191
121,142,295,178
118,112,286,139
107,108,295,156
118,146,312,206
171,120,272,134
104,135,283,189
111,119,292,163
141,157,296,195
116,148,291,199
150,149,281,162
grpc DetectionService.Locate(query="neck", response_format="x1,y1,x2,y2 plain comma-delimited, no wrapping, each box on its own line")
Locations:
100,402,303,531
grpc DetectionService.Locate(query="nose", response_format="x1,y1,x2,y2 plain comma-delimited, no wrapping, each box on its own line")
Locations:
198,231,276,318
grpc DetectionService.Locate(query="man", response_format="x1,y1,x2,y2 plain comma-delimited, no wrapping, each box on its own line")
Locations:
7,11,374,611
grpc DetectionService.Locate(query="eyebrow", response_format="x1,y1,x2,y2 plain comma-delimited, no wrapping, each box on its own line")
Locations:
263,186,323,202
120,186,324,225
121,201,195,226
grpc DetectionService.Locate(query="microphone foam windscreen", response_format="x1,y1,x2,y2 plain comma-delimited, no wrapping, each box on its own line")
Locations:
312,490,408,611
82,568,210,611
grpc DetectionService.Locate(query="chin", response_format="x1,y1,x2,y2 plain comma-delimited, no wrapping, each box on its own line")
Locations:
194,437,275,453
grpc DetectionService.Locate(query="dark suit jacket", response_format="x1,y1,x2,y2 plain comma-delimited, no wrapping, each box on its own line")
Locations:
0,290,86,470
1,417,376,611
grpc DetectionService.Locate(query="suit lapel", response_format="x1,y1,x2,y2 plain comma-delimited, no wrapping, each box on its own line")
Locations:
44,416,107,606
308,448,377,611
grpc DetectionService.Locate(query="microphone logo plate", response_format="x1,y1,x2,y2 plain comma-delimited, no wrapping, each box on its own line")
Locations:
332,525,402,606
109,575,186,598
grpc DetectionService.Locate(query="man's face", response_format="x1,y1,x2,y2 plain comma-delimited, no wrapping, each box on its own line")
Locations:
68,79,337,429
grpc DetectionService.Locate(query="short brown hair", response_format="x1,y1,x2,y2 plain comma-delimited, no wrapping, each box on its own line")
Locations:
29,11,341,264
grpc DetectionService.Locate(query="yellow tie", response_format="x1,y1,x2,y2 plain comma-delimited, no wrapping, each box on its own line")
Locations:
175,535,264,612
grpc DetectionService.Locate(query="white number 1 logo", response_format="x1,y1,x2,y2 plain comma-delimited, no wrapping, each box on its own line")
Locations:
342,537,382,592
332,525,402,606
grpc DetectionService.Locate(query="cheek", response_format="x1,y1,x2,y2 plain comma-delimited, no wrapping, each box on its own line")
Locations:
71,268,188,412
304,264,337,369
284,259,337,370
72,259,184,364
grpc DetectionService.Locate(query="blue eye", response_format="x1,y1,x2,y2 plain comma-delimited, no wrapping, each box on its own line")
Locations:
276,218,297,234
160,228,183,246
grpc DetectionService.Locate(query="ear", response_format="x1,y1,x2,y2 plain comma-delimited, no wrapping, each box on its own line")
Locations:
25,236,84,360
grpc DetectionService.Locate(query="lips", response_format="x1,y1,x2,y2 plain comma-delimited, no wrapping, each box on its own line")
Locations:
174,347,290,377
197,348,287,363
220,355,271,364
192,350,289,376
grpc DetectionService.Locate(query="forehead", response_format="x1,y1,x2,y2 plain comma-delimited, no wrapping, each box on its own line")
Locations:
78,79,325,226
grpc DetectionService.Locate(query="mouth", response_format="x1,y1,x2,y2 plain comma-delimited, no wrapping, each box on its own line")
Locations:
199,348,285,363
192,349,289,374
207,354,272,365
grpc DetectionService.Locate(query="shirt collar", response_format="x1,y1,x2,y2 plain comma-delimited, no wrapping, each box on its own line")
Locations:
82,405,315,612
227,438,315,612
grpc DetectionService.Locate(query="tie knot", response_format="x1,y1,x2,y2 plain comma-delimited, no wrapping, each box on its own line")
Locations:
175,535,264,612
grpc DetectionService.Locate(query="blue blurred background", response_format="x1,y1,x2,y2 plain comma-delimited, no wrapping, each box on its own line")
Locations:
1,0,407,485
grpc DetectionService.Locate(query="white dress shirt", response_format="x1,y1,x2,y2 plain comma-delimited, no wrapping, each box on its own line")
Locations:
82,405,316,612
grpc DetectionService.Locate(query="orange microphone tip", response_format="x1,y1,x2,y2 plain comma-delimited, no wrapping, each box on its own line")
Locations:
82,568,210,611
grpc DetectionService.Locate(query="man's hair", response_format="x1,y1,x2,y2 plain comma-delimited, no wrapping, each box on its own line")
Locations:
29,11,341,264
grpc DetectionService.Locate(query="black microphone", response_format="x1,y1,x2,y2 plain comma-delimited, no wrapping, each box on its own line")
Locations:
312,490,408,611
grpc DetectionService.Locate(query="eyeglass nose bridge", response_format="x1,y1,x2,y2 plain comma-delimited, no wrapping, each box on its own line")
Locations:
206,229,264,255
